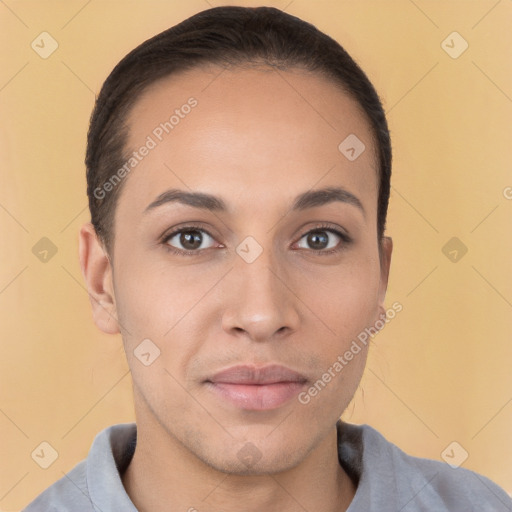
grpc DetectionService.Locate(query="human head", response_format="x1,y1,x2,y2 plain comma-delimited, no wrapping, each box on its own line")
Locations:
85,5,391,259
79,5,393,479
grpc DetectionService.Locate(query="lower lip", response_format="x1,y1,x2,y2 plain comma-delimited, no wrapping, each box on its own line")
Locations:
206,381,306,410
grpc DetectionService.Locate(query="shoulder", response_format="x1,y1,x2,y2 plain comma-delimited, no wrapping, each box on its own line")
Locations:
22,459,94,511
341,422,512,512
22,423,137,512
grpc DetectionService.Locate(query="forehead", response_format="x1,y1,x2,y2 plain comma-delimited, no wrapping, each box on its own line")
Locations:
119,65,378,222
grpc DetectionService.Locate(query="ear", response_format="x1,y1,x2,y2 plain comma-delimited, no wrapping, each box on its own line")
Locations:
78,222,120,335
377,236,393,319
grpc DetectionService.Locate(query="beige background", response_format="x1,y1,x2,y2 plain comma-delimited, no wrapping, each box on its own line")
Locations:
1,0,511,509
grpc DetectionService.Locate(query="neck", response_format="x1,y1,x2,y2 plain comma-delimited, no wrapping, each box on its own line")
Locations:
121,414,356,512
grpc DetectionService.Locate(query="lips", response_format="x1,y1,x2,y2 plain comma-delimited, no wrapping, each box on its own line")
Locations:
205,364,308,410
208,364,308,385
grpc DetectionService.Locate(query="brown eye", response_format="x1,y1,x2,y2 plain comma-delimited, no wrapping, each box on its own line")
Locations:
164,228,216,253
306,231,329,250
294,224,352,255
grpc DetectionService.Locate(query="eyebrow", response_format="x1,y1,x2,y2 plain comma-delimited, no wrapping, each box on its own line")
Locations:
144,186,365,217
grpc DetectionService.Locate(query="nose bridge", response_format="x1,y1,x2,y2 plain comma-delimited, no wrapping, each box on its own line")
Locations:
221,239,300,341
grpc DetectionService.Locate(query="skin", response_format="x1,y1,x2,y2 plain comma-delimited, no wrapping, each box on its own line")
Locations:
79,65,392,512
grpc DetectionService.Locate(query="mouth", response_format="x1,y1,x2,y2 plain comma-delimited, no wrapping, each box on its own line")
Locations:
204,364,308,411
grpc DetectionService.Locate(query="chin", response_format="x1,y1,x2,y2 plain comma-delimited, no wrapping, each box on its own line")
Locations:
202,447,304,476
194,432,310,476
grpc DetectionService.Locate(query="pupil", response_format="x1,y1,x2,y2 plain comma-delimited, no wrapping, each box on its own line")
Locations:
309,231,328,250
181,230,202,250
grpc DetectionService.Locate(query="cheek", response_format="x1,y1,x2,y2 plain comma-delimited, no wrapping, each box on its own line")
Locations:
113,250,203,332
112,254,219,371
298,267,376,414
303,254,381,340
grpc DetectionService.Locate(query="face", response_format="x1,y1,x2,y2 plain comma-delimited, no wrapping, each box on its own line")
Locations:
85,65,391,474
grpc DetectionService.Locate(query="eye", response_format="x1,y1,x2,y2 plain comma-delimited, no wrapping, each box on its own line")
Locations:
162,225,219,255
161,222,351,256
295,224,351,254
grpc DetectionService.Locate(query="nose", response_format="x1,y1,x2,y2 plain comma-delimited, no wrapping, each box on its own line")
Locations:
221,247,301,343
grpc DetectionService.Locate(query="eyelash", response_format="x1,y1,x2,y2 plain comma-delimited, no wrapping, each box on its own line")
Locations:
161,222,352,257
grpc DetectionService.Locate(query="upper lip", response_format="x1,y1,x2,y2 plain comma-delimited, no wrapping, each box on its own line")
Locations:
206,364,308,385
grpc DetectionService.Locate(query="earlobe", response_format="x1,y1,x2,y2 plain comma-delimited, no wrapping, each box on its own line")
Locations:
78,222,120,335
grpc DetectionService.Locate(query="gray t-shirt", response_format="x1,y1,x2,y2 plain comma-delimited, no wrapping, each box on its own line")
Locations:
22,421,512,511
